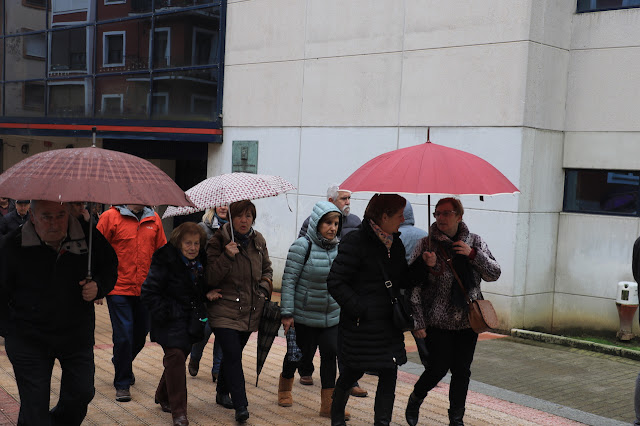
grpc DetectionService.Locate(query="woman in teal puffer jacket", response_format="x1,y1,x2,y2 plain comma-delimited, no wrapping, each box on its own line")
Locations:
278,201,343,418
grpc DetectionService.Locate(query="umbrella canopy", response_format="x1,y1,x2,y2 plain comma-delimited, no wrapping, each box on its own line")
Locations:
256,300,282,386
163,172,296,218
0,146,194,207
340,141,519,197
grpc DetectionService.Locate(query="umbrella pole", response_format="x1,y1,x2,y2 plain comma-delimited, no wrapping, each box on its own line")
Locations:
428,194,431,252
228,209,235,242
87,202,93,280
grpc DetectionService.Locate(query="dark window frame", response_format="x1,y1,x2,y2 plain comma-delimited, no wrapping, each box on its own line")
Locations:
577,0,640,13
563,168,640,217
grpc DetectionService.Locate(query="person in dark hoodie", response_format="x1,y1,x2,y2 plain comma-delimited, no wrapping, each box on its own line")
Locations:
0,200,30,236
0,200,117,425
188,206,228,381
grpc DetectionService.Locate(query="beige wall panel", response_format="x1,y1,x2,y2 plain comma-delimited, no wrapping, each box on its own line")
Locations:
566,48,640,131
529,0,574,50
522,293,555,331
571,7,640,49
555,213,637,298
552,293,620,332
225,0,306,65
399,43,528,126
403,0,530,50
564,132,640,170
305,0,404,57
301,53,402,126
223,61,304,126
522,43,569,131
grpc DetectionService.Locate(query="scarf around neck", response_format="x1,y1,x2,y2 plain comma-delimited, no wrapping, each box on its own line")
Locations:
369,219,393,252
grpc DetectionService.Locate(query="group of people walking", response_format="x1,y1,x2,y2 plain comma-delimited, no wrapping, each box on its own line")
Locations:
0,187,500,426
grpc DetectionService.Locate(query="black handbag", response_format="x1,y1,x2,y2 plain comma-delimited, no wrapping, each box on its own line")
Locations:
187,301,207,342
377,258,415,332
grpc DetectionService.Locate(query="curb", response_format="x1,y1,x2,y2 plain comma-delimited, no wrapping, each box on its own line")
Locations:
510,328,640,362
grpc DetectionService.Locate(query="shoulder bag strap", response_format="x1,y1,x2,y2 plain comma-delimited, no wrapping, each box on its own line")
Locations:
438,247,471,304
375,257,396,302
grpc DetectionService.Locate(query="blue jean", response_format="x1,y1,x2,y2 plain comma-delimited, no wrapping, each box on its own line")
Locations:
6,333,95,426
106,295,149,390
213,327,251,409
189,321,223,374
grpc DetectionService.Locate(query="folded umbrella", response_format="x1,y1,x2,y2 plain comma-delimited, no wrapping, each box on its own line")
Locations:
255,300,282,387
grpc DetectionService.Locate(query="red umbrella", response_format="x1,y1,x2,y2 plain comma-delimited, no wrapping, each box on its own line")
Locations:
0,147,194,207
340,131,519,231
341,141,518,197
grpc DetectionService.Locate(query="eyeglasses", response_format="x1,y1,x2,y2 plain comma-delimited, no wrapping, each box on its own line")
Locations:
433,210,457,218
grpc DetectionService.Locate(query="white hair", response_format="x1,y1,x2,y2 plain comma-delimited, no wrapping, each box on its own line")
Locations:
326,184,351,201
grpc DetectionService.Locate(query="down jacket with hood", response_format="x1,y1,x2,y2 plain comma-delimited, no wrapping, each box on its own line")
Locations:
141,243,208,351
327,218,410,370
398,201,428,265
97,206,167,296
280,201,342,328
206,222,273,332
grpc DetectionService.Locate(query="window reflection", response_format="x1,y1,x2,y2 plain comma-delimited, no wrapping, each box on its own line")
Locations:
5,81,45,117
50,28,87,72
5,33,47,81
151,69,217,121
49,81,89,117
96,75,150,119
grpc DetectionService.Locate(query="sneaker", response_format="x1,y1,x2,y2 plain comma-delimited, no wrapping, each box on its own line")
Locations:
188,358,199,377
116,389,131,402
350,386,368,397
299,375,313,386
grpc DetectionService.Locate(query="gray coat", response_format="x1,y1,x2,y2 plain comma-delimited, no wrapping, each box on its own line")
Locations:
281,201,342,328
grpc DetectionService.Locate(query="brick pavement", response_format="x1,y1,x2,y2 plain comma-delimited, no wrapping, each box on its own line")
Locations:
0,302,622,425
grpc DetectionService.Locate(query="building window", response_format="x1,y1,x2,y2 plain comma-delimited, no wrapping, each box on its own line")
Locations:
105,0,127,4
101,94,124,116
23,31,46,60
23,82,45,111
192,27,218,66
191,94,215,117
151,28,170,68
564,169,640,215
48,83,86,117
23,0,47,9
103,31,125,67
150,92,169,116
50,28,87,71
577,0,640,12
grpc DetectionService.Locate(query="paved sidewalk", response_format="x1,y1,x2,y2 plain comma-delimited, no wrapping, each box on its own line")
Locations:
0,302,631,425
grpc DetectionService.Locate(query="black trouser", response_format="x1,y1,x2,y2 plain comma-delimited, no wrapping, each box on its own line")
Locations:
336,364,397,420
212,327,251,409
412,328,478,410
155,347,190,419
5,333,95,426
284,324,338,389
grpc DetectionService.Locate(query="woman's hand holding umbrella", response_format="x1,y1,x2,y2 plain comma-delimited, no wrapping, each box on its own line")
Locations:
413,329,427,339
79,278,98,302
281,317,294,335
422,251,437,267
225,241,239,258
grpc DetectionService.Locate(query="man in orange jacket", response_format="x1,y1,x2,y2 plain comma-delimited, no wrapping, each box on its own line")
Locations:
97,205,167,402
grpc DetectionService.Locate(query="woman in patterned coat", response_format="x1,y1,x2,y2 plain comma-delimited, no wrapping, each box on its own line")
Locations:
406,197,501,426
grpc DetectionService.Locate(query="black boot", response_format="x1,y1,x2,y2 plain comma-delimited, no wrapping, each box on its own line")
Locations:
373,392,395,425
330,387,350,426
235,406,249,423
405,392,424,426
448,407,464,426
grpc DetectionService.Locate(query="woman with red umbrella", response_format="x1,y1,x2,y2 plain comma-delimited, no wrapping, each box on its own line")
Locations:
405,197,501,426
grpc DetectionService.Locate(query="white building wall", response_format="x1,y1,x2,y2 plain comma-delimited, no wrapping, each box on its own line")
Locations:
216,0,639,333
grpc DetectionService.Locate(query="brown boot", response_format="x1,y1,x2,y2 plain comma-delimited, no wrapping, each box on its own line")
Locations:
320,388,350,420
278,374,294,407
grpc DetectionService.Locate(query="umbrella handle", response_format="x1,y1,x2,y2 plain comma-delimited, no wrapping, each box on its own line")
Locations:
228,209,235,242
87,202,94,278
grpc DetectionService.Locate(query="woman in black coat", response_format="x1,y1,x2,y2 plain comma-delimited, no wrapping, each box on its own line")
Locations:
141,222,208,426
327,193,410,426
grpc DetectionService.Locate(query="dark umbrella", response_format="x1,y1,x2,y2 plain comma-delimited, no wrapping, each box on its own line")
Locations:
255,300,282,386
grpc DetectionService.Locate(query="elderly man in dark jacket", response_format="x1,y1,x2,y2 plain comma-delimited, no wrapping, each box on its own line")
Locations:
0,200,118,426
0,199,30,236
